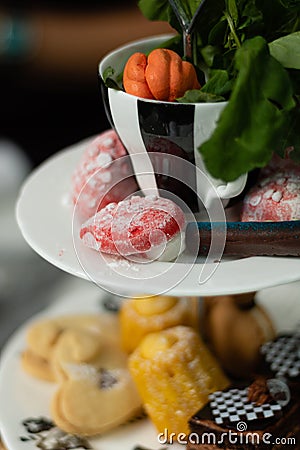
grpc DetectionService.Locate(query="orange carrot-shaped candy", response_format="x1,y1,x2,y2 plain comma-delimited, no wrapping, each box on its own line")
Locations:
123,48,200,102
146,48,200,101
123,52,154,99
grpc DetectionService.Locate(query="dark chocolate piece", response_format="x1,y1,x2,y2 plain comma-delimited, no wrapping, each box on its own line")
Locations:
247,377,273,405
188,331,300,449
187,380,300,450
185,221,300,257
205,385,282,431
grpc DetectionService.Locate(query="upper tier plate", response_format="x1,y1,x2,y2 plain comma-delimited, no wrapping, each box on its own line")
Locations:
16,137,300,296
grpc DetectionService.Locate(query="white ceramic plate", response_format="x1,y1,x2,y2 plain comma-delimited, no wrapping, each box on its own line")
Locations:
0,287,182,450
16,137,300,297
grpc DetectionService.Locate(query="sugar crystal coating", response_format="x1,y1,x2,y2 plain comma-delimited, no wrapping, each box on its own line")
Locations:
242,154,300,221
71,130,137,220
80,195,186,258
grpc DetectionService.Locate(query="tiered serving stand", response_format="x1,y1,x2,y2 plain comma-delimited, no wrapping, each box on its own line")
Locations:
12,137,300,297
0,135,300,450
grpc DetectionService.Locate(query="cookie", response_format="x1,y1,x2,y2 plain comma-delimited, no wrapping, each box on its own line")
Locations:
51,328,104,382
22,313,121,382
52,324,127,383
21,349,55,382
51,367,143,436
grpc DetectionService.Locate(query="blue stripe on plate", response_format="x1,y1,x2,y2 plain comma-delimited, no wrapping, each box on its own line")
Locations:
192,221,300,232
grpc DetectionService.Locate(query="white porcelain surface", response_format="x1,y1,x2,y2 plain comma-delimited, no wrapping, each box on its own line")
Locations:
16,139,300,297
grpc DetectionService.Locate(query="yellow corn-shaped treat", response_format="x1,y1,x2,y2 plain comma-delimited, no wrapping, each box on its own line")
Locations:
129,325,229,439
119,295,200,353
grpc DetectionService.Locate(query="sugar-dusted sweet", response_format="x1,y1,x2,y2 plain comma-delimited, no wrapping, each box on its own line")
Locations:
128,325,229,439
71,130,138,219
80,195,186,261
120,295,200,353
241,154,300,222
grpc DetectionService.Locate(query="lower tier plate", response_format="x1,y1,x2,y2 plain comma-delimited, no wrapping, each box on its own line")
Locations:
1,278,299,450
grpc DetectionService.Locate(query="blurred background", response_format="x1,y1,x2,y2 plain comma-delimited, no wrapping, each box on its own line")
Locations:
0,0,171,167
0,1,171,349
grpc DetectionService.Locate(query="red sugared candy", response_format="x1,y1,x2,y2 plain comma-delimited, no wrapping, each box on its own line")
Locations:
71,130,138,219
241,155,300,222
80,195,186,260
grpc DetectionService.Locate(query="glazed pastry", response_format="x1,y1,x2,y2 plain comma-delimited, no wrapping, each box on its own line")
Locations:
80,195,186,261
71,130,138,220
51,366,143,436
120,295,200,353
129,325,229,439
202,293,276,378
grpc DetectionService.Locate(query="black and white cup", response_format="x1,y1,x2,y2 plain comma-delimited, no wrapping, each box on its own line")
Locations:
99,34,247,211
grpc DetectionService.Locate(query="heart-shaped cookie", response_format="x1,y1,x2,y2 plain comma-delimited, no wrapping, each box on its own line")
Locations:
51,367,143,436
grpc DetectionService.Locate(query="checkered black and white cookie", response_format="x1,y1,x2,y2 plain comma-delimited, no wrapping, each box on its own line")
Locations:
260,333,300,379
208,387,282,429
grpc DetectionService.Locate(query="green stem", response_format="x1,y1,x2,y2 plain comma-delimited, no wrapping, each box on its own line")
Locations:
224,11,241,49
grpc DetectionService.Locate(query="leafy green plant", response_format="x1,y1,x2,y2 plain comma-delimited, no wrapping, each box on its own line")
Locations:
138,0,300,181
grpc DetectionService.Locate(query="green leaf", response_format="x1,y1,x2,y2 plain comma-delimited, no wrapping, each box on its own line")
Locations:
177,89,225,103
138,0,182,33
201,69,233,96
256,0,300,40
102,67,122,90
226,0,239,25
279,0,300,9
138,0,170,21
200,45,221,67
269,32,300,69
199,36,296,181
